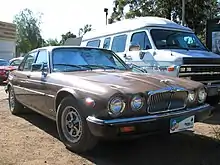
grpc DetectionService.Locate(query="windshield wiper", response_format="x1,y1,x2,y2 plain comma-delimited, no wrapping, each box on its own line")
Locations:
53,64,92,70
80,64,116,70
189,45,207,51
103,65,117,69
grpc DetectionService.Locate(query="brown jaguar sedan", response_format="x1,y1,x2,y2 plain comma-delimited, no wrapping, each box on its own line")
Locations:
5,46,213,153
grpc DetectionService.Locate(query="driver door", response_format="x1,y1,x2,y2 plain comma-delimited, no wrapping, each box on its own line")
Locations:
125,30,157,72
26,49,50,115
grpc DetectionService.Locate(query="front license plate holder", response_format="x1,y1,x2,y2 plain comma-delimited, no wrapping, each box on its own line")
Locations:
170,115,195,133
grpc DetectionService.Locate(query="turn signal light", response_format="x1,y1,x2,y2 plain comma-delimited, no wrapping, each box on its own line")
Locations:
120,126,135,133
167,66,175,72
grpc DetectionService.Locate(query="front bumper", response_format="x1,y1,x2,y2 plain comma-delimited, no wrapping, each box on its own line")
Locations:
86,104,214,139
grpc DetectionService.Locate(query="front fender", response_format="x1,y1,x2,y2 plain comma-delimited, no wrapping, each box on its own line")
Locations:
55,87,80,105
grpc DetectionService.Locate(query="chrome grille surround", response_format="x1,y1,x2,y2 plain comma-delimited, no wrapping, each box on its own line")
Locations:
147,86,188,114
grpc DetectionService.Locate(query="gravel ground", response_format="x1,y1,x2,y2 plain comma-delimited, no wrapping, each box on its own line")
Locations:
0,85,220,165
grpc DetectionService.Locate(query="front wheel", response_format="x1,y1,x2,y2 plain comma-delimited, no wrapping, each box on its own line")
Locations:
56,96,98,153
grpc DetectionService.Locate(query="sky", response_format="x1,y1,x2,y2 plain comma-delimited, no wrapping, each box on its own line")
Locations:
0,0,114,40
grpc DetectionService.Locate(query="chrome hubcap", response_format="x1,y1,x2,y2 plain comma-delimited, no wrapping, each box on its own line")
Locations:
9,90,15,110
61,106,82,143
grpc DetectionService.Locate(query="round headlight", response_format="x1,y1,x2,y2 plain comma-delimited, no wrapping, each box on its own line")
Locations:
188,91,195,102
108,97,125,116
131,95,144,111
198,88,207,103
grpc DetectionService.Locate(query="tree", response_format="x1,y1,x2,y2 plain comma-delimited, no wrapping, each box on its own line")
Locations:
13,8,44,54
110,0,219,38
43,38,60,46
78,24,92,36
60,31,76,45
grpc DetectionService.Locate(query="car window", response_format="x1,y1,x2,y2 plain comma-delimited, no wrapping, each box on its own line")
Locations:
103,37,111,49
130,31,152,50
86,40,101,47
35,50,48,64
0,60,9,66
52,48,128,72
19,52,37,71
111,34,127,53
10,59,22,66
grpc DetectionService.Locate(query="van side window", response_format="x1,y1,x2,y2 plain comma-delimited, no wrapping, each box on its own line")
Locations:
131,31,152,50
111,34,127,52
86,40,100,47
103,37,111,49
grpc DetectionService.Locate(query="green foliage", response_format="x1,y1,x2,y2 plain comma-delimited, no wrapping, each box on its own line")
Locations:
13,8,92,52
78,24,92,36
43,38,60,46
60,31,77,45
110,0,220,38
13,8,44,54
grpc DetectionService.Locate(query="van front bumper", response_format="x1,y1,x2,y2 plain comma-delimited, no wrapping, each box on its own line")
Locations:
86,104,214,139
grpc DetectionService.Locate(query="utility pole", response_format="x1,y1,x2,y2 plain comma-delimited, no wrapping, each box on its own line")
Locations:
104,8,108,25
181,0,185,26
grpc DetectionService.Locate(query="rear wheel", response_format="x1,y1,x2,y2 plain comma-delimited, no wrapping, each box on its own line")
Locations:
56,96,98,153
8,86,24,115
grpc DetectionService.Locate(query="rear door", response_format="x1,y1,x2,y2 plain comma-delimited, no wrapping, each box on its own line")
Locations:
13,51,38,107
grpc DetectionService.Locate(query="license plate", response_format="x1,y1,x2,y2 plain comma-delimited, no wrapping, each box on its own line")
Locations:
170,115,194,133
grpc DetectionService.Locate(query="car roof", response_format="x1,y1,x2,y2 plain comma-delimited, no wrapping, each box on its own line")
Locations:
0,59,8,62
29,45,114,53
9,57,24,62
82,16,193,41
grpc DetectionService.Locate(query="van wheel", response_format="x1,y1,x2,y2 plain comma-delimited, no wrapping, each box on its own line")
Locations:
8,86,24,115
56,96,98,153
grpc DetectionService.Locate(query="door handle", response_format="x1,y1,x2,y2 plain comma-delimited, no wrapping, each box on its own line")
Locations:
27,75,31,78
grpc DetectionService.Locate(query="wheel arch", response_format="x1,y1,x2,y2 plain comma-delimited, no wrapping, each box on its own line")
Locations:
5,82,13,93
55,88,80,112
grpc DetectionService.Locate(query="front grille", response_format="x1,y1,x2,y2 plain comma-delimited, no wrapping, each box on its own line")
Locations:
179,65,220,82
147,91,187,114
169,91,188,109
180,57,220,83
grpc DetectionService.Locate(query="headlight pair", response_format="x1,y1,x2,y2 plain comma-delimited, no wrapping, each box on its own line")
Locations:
187,88,207,104
108,95,144,117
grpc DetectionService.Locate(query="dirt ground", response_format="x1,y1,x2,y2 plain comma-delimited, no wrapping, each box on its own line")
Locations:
0,86,220,165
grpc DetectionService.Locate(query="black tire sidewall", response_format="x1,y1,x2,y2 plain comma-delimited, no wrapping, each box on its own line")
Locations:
56,96,97,153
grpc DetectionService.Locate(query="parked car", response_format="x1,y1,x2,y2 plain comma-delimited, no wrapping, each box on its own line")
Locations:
9,57,24,69
78,16,220,106
0,59,16,83
5,46,213,153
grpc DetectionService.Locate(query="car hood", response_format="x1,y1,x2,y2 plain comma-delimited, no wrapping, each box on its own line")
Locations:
58,70,202,94
0,66,16,70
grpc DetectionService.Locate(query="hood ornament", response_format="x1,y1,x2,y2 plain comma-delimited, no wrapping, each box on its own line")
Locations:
160,79,174,85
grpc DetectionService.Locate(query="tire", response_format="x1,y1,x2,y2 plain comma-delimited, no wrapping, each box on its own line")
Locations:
8,86,24,115
56,96,98,153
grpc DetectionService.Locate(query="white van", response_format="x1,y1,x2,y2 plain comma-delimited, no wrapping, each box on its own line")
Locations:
76,16,220,105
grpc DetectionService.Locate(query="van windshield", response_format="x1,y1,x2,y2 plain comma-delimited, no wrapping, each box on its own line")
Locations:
150,29,207,51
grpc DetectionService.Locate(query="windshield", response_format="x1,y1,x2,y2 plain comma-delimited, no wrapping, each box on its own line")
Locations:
150,29,207,51
10,59,22,66
52,48,128,72
0,60,9,66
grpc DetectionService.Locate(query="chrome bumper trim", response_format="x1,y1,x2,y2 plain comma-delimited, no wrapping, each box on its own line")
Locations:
86,104,212,125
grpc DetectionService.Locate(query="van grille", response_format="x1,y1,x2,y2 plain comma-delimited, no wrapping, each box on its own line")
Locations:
179,57,220,84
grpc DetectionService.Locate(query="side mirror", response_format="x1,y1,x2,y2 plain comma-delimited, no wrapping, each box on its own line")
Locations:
31,63,42,71
129,43,140,51
31,63,48,73
127,63,147,73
